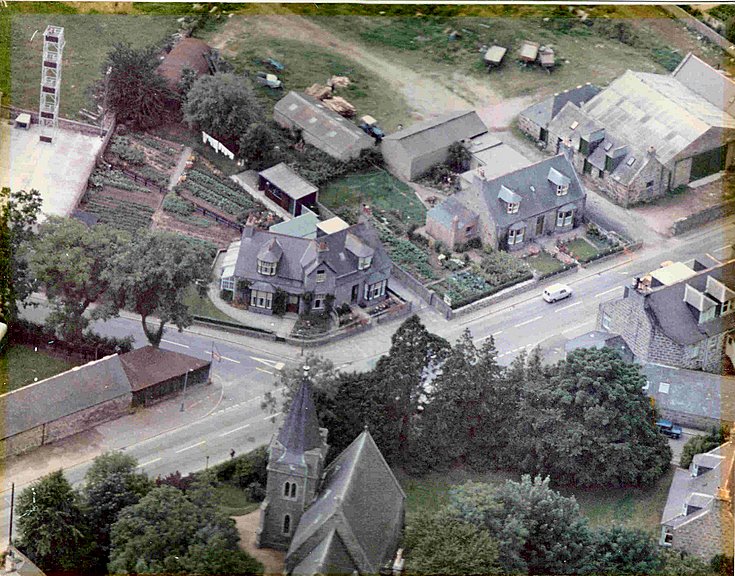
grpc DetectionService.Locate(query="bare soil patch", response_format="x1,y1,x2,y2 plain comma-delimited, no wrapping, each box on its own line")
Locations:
152,210,241,248
233,511,285,576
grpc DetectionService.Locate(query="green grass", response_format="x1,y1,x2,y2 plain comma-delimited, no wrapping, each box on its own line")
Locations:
212,482,260,517
0,344,78,395
9,13,180,118
400,466,673,534
525,251,565,276
199,33,411,132
183,285,240,323
564,237,600,262
320,169,426,227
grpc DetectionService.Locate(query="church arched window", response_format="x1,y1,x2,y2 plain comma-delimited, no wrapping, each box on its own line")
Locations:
284,481,291,497
290,483,297,499
283,514,291,534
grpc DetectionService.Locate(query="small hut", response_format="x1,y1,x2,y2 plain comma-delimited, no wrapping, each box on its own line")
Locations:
519,40,540,65
484,45,507,69
539,47,556,72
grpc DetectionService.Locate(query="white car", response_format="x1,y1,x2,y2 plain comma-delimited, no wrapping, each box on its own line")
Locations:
542,283,573,303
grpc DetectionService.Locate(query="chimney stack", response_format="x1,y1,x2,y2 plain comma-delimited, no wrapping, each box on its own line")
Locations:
647,145,656,157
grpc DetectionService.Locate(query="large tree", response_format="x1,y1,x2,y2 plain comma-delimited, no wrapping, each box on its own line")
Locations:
519,347,672,486
108,484,261,574
15,470,95,573
105,42,176,129
589,526,664,575
0,187,41,325
448,476,593,575
97,230,211,347
30,217,129,341
184,72,262,142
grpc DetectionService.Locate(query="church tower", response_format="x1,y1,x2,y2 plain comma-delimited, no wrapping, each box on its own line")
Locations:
256,366,329,550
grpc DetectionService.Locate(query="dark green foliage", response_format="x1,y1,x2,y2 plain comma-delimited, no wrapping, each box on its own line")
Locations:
16,471,95,573
710,554,734,576
238,122,281,170
680,426,730,468
479,248,532,286
109,136,146,165
178,66,200,102
447,141,471,172
162,193,195,216
404,507,500,575
106,42,177,129
272,288,288,316
589,526,664,574
9,318,133,357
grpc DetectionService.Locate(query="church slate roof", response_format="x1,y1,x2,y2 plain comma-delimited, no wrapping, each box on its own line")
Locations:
290,529,359,576
285,430,406,574
276,374,323,459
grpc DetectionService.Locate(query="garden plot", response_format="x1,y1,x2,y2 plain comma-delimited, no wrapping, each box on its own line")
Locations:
105,132,184,186
153,209,241,248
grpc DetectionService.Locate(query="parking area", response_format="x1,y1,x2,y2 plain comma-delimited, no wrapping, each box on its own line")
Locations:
0,120,103,220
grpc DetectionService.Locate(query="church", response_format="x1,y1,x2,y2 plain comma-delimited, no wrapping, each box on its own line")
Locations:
256,367,406,575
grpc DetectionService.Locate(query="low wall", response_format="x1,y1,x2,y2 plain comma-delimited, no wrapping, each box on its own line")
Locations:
1,105,109,137
671,199,735,236
661,5,735,57
191,315,277,341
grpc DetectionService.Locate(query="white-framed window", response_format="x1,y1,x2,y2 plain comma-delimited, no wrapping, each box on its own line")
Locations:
723,299,733,315
220,276,235,291
250,290,273,309
508,227,524,246
283,514,291,535
642,380,650,392
660,527,673,547
364,280,387,301
556,209,574,227
316,270,326,283
257,260,277,276
358,256,372,270
556,184,569,196
506,202,519,214
313,294,325,310
601,312,611,331
699,307,716,323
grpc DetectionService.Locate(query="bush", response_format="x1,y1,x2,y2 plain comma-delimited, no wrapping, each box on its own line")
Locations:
680,426,729,468
272,289,287,316
220,290,233,302
110,136,145,165
9,319,133,357
711,554,734,576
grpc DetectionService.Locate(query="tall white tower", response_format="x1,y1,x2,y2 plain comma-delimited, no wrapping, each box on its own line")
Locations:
39,25,65,144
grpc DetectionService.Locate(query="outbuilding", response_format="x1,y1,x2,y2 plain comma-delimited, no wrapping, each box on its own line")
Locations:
258,163,318,217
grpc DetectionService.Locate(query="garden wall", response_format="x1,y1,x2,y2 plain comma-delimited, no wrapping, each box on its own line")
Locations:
0,105,110,137
671,199,735,236
661,5,735,57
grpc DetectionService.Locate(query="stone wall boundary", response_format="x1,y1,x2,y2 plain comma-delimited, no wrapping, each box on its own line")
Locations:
671,198,735,236
661,5,735,57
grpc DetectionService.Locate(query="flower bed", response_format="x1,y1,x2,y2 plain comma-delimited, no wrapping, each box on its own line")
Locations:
291,313,332,338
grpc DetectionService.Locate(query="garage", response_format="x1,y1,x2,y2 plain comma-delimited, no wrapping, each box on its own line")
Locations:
690,145,727,181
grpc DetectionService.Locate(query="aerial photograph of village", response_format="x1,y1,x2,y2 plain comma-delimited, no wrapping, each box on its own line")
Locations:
0,0,734,574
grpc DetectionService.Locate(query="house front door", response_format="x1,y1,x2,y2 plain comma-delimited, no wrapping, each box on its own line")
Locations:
536,216,545,236
351,284,359,302
287,295,299,313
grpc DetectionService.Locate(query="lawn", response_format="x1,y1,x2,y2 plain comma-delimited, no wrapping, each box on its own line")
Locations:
212,482,260,517
183,285,239,323
320,169,427,229
525,250,566,277
564,237,600,263
200,33,411,132
400,465,673,535
7,11,180,118
0,344,78,395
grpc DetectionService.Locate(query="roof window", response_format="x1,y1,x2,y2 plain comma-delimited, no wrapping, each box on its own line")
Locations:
569,121,579,130
626,157,636,167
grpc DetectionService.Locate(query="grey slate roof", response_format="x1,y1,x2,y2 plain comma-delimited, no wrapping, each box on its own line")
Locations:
291,529,358,576
1,355,131,439
672,52,735,118
645,260,735,345
520,84,601,129
642,363,735,423
274,92,373,160
286,430,406,574
383,110,487,158
277,374,323,460
259,163,318,200
427,195,478,230
480,154,585,229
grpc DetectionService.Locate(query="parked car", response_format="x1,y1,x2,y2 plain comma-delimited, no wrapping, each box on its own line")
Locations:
358,115,385,142
542,283,572,303
656,419,683,439
262,58,285,72
255,72,282,89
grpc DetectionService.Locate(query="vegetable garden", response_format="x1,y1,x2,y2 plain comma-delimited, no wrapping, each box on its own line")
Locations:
177,165,263,219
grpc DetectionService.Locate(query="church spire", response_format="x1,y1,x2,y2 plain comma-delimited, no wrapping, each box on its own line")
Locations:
276,365,322,455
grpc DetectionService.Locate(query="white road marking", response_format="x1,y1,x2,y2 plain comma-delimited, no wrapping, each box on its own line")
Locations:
219,424,251,437
713,245,732,254
476,330,503,343
492,330,504,336
264,412,282,421
220,355,241,364
136,457,162,468
705,252,720,264
594,287,621,299
162,339,190,349
256,367,274,375
515,315,543,328
251,357,285,370
555,301,582,313
175,441,206,453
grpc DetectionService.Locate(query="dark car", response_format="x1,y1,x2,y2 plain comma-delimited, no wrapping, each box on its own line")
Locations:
656,419,683,439
262,58,285,72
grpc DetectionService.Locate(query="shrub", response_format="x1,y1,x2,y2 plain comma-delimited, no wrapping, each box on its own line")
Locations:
272,289,287,316
680,426,730,468
220,290,233,302
434,240,445,254
110,136,145,165
711,554,734,576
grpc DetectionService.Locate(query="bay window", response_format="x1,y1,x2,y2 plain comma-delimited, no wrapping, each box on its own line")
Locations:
556,209,573,227
508,227,524,246
250,290,273,309
257,259,277,276
364,279,387,301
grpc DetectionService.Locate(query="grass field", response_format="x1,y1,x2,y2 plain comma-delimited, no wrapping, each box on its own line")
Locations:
201,34,411,132
400,465,673,534
0,344,77,395
565,237,600,262
525,251,565,276
8,11,179,117
183,285,238,323
212,482,260,517
320,169,426,226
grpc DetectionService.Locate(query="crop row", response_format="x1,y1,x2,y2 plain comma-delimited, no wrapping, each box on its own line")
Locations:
90,169,151,194
84,197,154,233
186,170,255,207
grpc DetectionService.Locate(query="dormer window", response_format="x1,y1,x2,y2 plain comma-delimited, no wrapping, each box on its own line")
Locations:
358,256,372,270
556,184,569,196
316,270,326,283
723,299,734,315
507,202,519,214
257,260,277,276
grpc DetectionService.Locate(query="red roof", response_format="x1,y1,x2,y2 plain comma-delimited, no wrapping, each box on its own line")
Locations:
119,346,210,392
157,37,211,89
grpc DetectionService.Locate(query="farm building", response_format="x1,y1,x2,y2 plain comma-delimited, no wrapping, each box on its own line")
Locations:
518,83,601,144
157,37,214,91
258,163,319,217
546,53,735,206
381,110,488,181
273,92,374,161
119,345,211,407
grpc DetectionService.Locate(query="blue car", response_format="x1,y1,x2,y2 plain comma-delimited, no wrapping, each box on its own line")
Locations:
262,58,285,72
656,419,683,439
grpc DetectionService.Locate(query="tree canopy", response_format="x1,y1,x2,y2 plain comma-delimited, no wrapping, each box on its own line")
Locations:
97,229,211,346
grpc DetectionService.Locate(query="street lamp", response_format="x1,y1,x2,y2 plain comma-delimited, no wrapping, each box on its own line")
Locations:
180,368,192,412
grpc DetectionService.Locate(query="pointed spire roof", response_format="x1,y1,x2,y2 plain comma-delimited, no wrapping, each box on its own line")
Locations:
277,366,323,456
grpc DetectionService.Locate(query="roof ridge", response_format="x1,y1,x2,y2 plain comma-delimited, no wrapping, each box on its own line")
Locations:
385,109,476,140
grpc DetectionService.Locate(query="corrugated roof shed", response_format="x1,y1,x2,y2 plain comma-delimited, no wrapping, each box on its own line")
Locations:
269,212,320,239
259,163,318,200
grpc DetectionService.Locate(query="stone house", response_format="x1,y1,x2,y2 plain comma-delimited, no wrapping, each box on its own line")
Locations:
119,345,211,407
642,363,735,431
219,219,392,315
564,330,635,364
425,196,480,249
545,54,735,207
257,369,405,575
258,163,319,218
451,153,586,251
273,92,374,161
598,257,735,374
660,441,734,561
0,355,132,458
458,133,531,190
518,83,600,144
381,110,488,181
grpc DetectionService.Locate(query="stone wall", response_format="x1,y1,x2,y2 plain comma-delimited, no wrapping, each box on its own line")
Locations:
45,394,132,443
0,427,44,459
672,198,735,236
517,114,542,141
598,289,654,361
671,501,734,561
661,5,735,57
